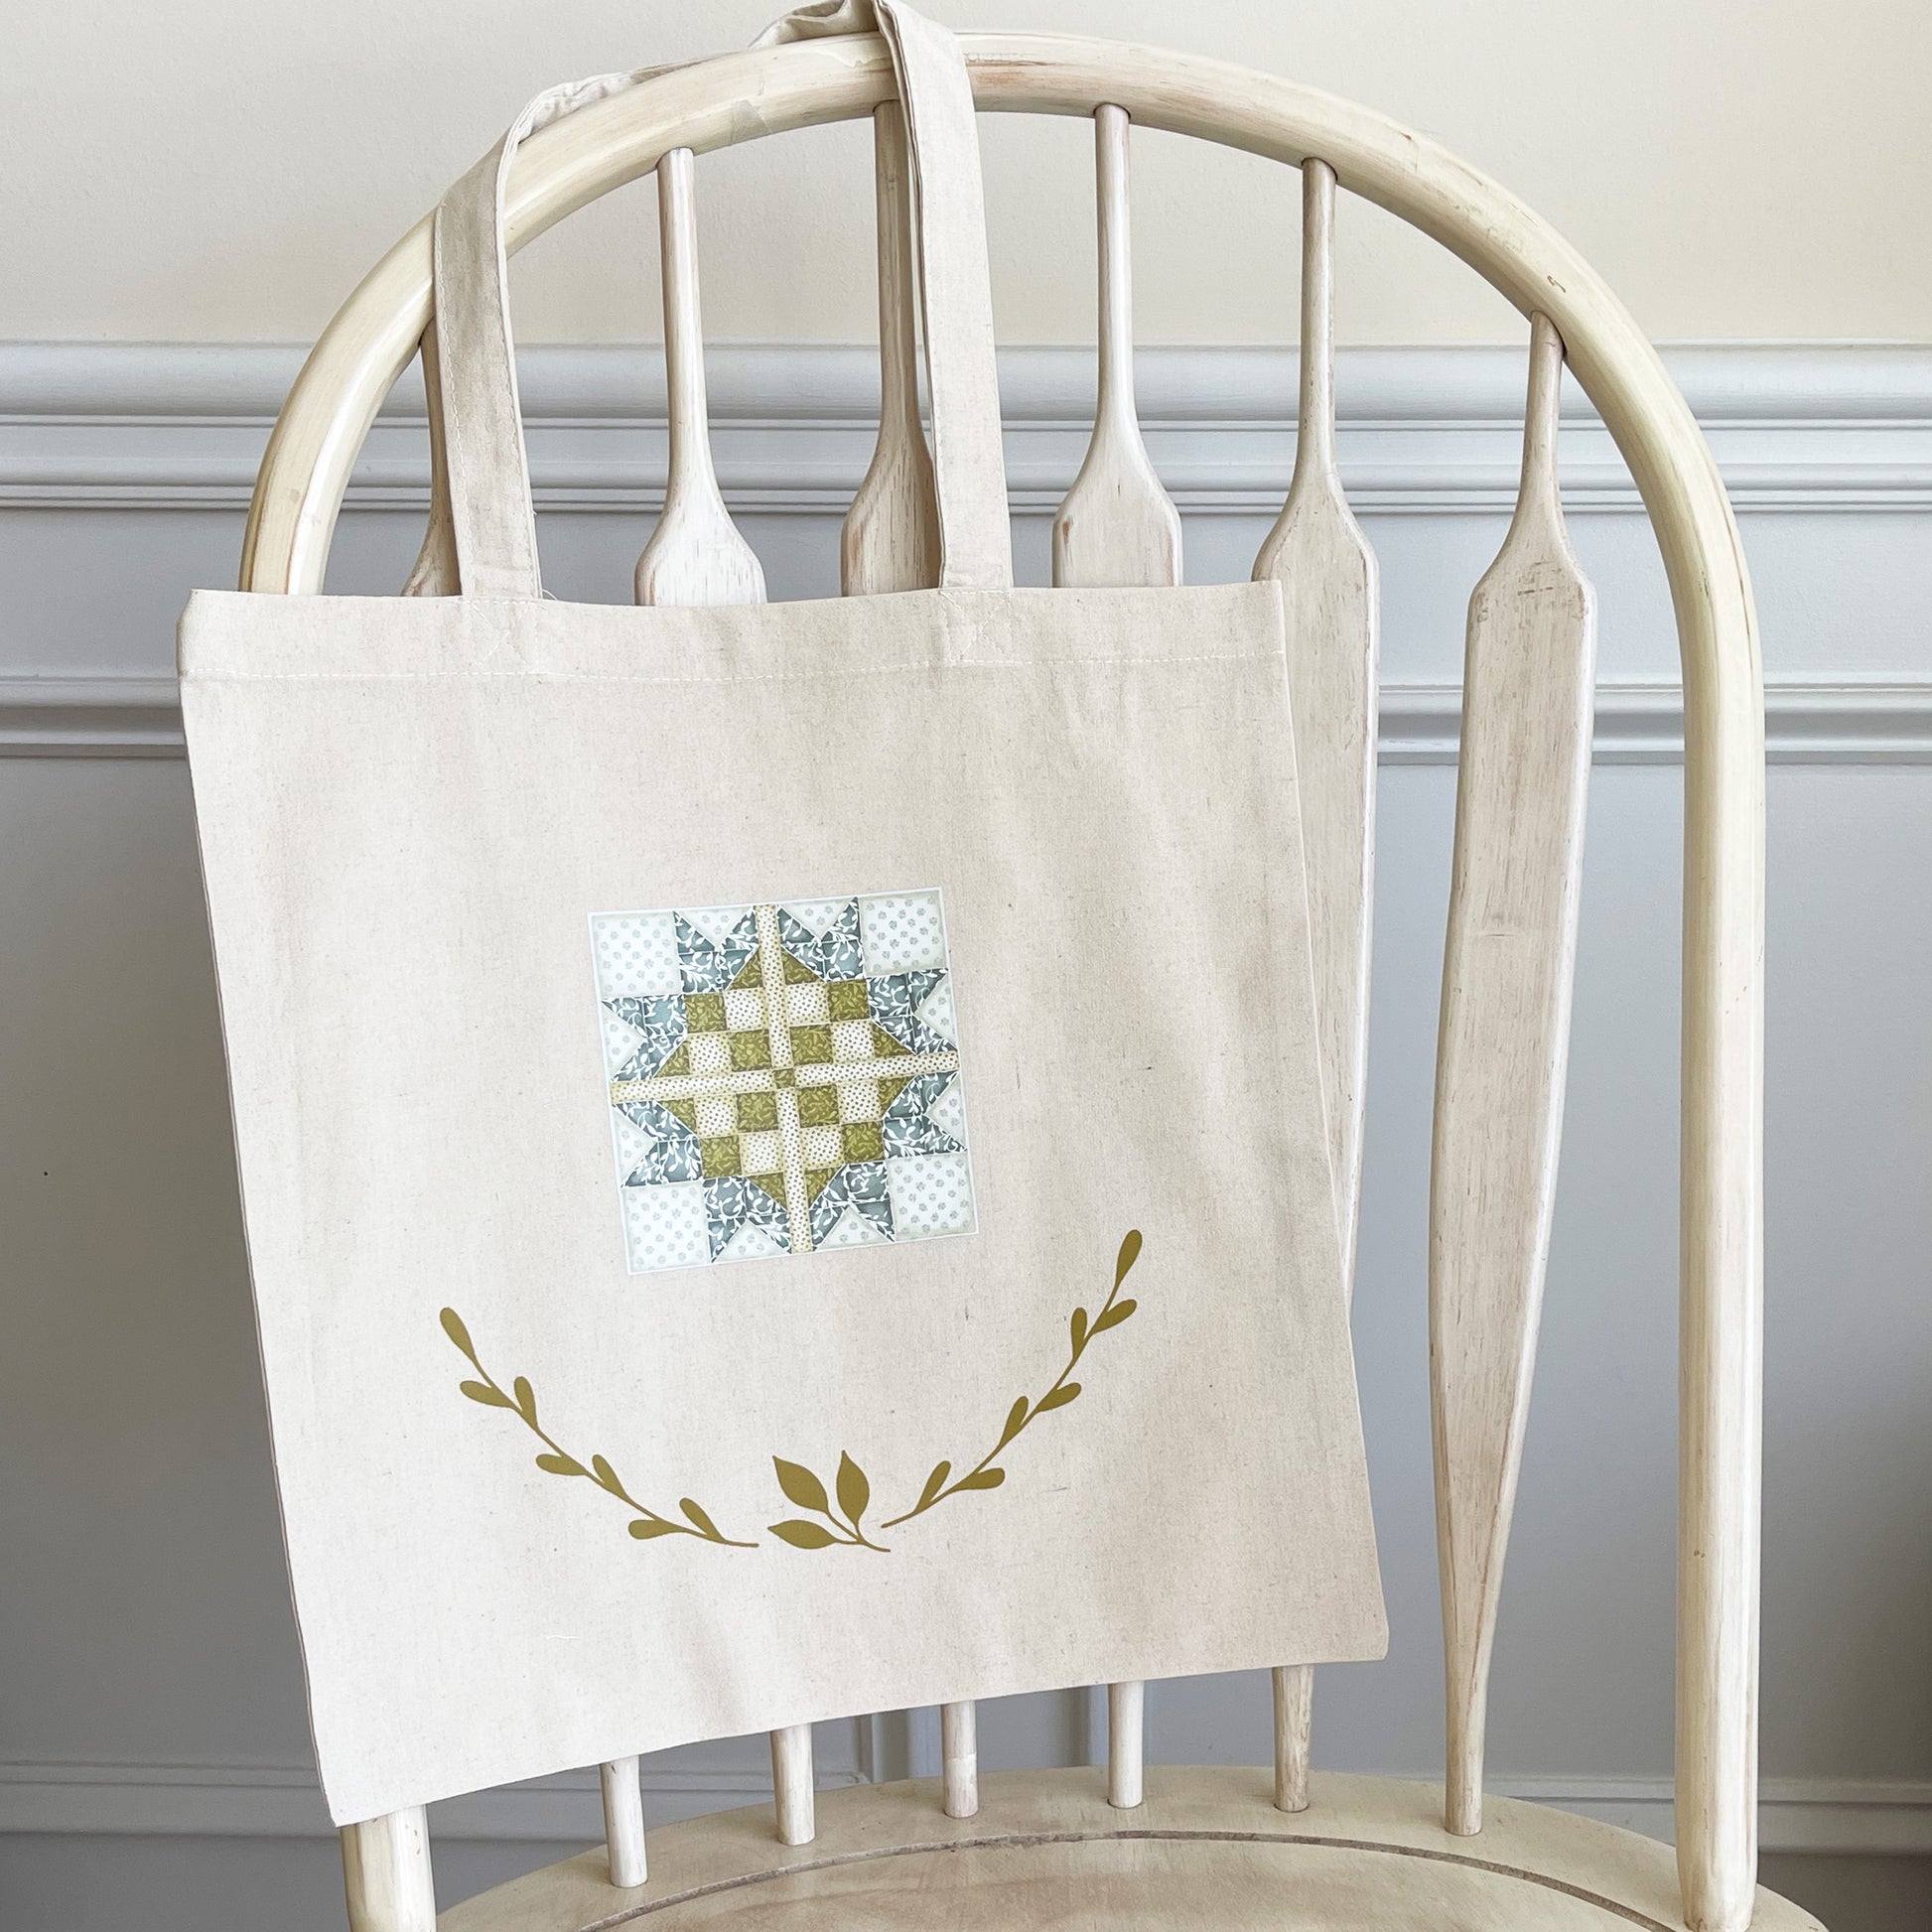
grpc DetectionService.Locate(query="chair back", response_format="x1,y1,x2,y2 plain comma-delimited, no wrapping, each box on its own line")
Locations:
238,29,1764,1932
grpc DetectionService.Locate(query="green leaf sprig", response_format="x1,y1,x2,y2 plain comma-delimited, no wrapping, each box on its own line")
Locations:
767,1450,888,1552
877,1227,1143,1532
440,1308,755,1547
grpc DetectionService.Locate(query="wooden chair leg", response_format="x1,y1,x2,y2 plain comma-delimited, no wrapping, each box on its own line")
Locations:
342,1808,435,1932
770,1725,816,1846
599,1755,647,1887
940,1699,978,1818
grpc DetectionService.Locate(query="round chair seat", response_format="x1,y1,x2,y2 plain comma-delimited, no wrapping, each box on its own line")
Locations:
439,1769,1822,1931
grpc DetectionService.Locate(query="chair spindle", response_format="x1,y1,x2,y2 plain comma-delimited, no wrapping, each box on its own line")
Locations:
1271,1665,1312,1812
844,102,939,595
770,1724,816,1846
626,138,768,1872
1432,311,1595,1836
1107,1679,1146,1809
940,1699,979,1817
341,1808,436,1932
1050,103,1181,589
1050,103,1179,1802
599,1755,648,1887
634,146,765,608
1255,155,1381,1813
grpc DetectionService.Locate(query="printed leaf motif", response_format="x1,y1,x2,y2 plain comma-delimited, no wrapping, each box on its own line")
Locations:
877,1231,1146,1534
836,1451,871,1526
916,1461,952,1511
679,1497,723,1539
443,1232,1145,1558
442,1308,755,1548
770,1520,840,1549
773,1458,830,1514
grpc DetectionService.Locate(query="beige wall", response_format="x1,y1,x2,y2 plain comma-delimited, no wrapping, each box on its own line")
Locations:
4,0,1928,346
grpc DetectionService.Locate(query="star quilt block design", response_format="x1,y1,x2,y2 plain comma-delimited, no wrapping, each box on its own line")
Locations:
591,892,975,1272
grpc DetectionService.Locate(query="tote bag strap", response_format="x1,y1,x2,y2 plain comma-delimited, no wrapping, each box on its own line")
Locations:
426,0,1012,600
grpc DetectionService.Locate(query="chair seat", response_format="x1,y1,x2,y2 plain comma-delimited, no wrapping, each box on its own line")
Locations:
438,1768,1823,1931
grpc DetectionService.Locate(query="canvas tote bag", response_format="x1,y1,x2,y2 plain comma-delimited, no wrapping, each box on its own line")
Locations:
179,0,1386,1829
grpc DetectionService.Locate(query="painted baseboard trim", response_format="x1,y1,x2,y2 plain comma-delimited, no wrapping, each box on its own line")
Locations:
4,672,1928,765
2,341,1929,516
1,1759,1926,1855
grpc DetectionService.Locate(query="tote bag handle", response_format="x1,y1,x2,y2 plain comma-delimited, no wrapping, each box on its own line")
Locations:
428,0,1013,601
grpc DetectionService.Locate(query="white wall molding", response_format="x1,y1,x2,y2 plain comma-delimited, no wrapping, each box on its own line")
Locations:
3,341,1930,517
2,1759,1926,1856
5,671,1928,764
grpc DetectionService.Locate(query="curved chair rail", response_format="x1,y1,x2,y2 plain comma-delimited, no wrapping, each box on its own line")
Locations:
239,33,1764,1932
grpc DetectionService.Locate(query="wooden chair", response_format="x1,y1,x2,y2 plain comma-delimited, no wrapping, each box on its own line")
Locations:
239,26,1795,1932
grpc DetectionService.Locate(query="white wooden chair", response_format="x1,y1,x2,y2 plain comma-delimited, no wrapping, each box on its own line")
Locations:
239,26,1797,1932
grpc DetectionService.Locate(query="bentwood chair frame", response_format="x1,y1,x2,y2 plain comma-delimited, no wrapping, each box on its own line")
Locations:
238,28,1768,1932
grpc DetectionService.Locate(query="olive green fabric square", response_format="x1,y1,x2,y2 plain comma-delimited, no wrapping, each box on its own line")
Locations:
790,1025,834,1064
826,978,870,1021
729,1031,772,1070
683,993,726,1034
841,1121,885,1163
736,1089,778,1131
772,1066,797,1089
795,1084,839,1127
698,1135,740,1177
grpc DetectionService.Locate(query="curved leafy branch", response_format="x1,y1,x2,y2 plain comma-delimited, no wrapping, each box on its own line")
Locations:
440,1308,756,1548
766,1450,888,1553
878,1227,1143,1532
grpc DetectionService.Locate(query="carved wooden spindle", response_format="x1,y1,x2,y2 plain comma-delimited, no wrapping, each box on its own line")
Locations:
634,146,765,608
844,102,940,595
1052,103,1179,1808
1431,311,1595,1837
631,142,770,1860
1255,155,1380,1813
1051,103,1181,591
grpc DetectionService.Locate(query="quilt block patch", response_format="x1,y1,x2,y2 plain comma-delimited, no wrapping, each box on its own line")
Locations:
591,892,974,1272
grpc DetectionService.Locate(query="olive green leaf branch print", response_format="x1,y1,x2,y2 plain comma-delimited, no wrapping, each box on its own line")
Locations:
766,1450,889,1552
876,1227,1143,1533
439,1308,756,1547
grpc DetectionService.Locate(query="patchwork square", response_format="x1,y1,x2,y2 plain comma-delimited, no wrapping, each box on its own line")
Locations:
687,1032,732,1075
593,893,974,1272
783,981,831,1026
789,1026,833,1065
684,993,727,1035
